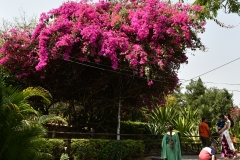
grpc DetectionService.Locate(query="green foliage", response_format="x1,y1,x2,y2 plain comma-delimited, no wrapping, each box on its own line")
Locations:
71,139,144,160
191,86,234,116
38,114,68,126
173,116,195,137
60,153,69,160
172,105,200,140
72,139,110,160
100,141,128,160
35,138,65,160
147,102,201,138
185,78,206,109
198,104,216,128
211,88,234,114
192,0,240,27
121,121,149,134
147,106,177,135
146,78,236,138
183,79,235,129
199,105,213,118
233,121,240,137
0,77,52,160
124,139,144,158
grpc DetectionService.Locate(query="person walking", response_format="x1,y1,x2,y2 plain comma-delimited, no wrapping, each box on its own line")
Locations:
199,118,211,147
161,125,181,160
218,114,237,160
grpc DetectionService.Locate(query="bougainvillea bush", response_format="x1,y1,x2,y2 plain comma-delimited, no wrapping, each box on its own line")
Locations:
0,0,206,111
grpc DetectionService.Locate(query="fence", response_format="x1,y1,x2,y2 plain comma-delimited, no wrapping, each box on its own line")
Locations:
46,131,240,159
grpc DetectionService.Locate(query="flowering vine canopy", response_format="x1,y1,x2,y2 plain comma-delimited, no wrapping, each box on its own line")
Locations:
0,0,205,106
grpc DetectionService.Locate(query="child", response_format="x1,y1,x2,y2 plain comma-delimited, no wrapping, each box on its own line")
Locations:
216,115,225,136
199,142,217,160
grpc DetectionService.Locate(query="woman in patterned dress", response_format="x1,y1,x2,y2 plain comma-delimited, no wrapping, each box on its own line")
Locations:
218,114,237,160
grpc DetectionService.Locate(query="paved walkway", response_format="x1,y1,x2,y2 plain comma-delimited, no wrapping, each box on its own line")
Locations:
145,153,240,160
181,154,240,159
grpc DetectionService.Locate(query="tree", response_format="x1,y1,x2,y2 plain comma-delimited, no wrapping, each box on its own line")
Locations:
185,78,206,108
207,88,235,115
0,10,37,32
184,78,235,112
0,0,206,128
192,0,240,27
0,77,52,160
183,79,235,128
0,11,38,93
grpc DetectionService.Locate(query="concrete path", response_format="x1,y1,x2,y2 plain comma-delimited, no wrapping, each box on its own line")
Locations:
181,153,239,159
146,153,240,160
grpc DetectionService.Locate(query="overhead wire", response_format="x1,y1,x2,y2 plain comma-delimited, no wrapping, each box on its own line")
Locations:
180,81,240,86
55,53,240,89
57,53,183,85
179,80,240,93
61,56,176,85
200,82,240,86
182,57,240,83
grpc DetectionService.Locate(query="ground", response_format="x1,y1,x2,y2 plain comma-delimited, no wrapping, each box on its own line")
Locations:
144,153,240,160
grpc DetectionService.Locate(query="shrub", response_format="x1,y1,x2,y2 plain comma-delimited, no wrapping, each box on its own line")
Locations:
60,153,69,160
100,140,128,160
120,121,149,135
124,139,144,158
36,138,65,159
71,139,110,160
71,139,144,160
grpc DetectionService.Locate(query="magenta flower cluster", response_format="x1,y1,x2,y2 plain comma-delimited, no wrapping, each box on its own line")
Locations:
0,0,205,84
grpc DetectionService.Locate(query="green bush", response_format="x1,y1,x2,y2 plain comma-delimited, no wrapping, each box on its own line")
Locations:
71,139,110,160
121,121,149,135
60,153,69,160
71,139,144,160
180,137,195,142
35,138,65,159
124,139,144,158
100,140,128,160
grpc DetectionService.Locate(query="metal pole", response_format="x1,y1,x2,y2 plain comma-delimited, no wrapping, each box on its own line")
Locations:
117,93,121,140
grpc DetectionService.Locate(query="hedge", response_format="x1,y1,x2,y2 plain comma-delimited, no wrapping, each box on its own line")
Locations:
71,139,144,160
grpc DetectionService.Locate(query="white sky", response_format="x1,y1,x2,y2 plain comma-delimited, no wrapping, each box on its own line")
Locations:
0,0,240,106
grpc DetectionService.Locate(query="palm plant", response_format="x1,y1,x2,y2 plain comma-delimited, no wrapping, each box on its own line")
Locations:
146,105,177,135
39,114,68,126
173,105,200,140
172,117,195,137
0,77,52,160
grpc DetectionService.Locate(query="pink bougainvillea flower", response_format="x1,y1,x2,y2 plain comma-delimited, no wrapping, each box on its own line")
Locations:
148,80,153,86
0,0,206,105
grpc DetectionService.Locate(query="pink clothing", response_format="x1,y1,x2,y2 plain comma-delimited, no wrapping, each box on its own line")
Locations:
199,147,215,160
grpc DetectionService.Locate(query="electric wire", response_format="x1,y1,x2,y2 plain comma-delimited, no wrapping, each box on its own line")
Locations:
62,57,175,84
59,54,181,85
181,82,240,92
183,57,240,82
63,53,187,81
201,82,240,86
57,53,240,88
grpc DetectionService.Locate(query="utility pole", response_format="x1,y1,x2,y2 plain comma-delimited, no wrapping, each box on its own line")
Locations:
117,92,121,140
